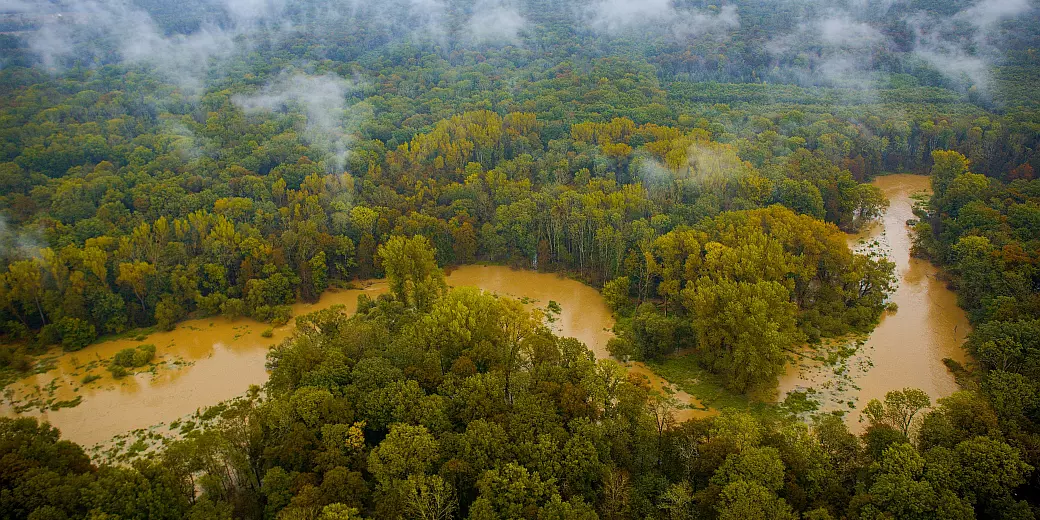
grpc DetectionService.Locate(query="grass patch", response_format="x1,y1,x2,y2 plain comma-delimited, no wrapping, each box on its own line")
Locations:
645,355,784,418
943,357,975,389
50,396,82,410
781,389,821,416
92,326,157,346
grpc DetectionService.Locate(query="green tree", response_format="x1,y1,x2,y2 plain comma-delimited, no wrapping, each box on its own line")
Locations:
368,423,440,485
378,235,446,312
602,276,631,314
863,388,931,437
685,279,801,392
117,261,156,313
467,463,557,520
716,480,796,520
57,316,96,351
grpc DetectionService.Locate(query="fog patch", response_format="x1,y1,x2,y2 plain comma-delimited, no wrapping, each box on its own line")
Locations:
232,72,364,174
23,0,255,91
585,0,739,40
959,0,1032,30
0,216,44,261
466,0,528,45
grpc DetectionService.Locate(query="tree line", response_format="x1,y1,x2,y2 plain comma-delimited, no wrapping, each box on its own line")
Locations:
0,236,1032,519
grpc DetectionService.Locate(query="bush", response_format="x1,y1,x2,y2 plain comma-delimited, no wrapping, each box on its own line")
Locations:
602,276,632,314
108,364,129,379
111,344,154,369
58,317,96,352
3,320,32,342
112,348,137,368
221,298,246,320
270,306,293,327
252,305,273,322
261,328,274,338
81,374,101,385
0,345,32,372
132,344,156,366
607,336,638,361
36,324,61,347
196,293,228,317
154,297,185,331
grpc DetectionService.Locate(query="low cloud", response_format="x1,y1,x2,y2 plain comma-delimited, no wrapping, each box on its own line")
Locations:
23,0,264,91
818,15,883,49
19,0,533,78
959,0,1032,30
467,0,528,45
764,0,1035,97
232,72,363,174
0,216,43,261
585,0,739,40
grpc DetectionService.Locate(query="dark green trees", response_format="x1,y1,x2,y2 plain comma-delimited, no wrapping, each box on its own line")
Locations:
611,206,893,392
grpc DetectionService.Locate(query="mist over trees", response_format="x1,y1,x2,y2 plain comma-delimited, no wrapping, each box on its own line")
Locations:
0,0,1039,518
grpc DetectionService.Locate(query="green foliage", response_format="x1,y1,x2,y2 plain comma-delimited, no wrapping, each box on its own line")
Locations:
377,235,446,312
863,388,932,437
57,317,96,352
221,298,246,321
0,3,1038,517
688,278,801,392
3,280,1036,520
154,296,185,332
107,344,156,377
602,276,632,314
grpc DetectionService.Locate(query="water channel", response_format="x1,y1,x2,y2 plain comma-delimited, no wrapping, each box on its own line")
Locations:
2,176,967,445
776,174,970,429
1,265,700,447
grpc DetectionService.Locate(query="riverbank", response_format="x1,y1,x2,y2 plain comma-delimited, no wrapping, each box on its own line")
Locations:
1,265,708,447
776,174,971,430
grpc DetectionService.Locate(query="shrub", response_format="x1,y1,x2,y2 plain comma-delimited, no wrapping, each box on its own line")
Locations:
607,336,638,361
57,317,96,352
108,364,129,379
252,305,273,322
602,276,632,314
112,347,137,368
221,298,246,320
37,324,61,347
261,328,274,338
270,306,293,327
132,344,156,366
154,296,185,331
196,292,228,317
0,345,33,372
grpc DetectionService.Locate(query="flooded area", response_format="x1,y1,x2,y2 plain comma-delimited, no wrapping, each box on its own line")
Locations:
776,174,970,429
447,266,707,422
1,282,389,447
3,265,703,447
2,175,960,446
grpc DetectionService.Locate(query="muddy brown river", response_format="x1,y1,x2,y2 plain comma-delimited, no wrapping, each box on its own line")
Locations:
8,176,953,446
2,265,701,447
776,174,970,428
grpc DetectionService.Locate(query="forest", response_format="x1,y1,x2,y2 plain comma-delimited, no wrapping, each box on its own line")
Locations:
1,0,1039,518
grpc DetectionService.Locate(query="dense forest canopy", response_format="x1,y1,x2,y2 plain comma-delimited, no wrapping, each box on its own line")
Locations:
0,0,1039,518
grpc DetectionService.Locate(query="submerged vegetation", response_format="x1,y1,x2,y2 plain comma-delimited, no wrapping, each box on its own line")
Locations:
0,0,1039,518
1,237,1035,519
106,343,156,378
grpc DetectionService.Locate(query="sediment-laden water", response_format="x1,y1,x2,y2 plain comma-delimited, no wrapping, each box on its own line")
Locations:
776,174,970,428
2,265,703,447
